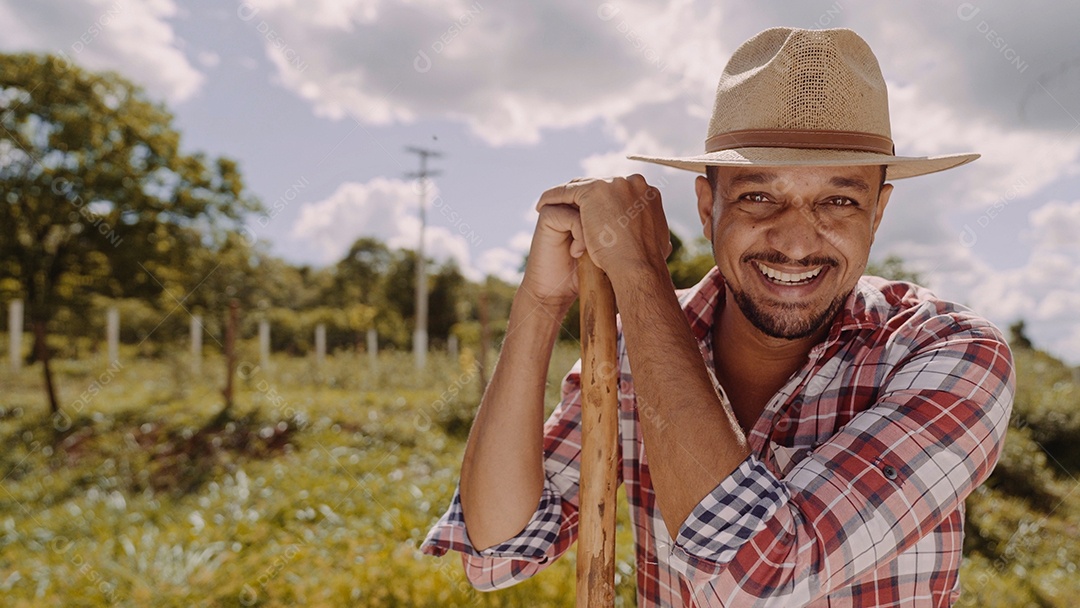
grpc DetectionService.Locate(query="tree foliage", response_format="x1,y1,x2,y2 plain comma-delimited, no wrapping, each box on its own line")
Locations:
0,53,258,411
865,255,924,284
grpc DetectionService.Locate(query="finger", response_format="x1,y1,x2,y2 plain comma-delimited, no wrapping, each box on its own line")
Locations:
536,181,590,212
569,213,585,257
537,203,586,257
649,190,672,257
537,203,580,234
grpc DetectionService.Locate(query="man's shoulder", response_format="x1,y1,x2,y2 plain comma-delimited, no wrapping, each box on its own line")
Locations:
854,276,1007,347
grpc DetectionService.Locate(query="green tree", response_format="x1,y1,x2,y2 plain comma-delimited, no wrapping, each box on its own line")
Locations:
428,260,466,344
1008,319,1035,350
382,249,419,324
331,237,392,308
667,234,716,289
865,255,923,284
0,54,258,414
377,248,470,349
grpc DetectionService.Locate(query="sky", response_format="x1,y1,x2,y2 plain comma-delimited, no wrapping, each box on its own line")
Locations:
1,0,1079,362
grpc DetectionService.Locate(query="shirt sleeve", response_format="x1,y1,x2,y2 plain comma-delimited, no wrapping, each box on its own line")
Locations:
421,362,620,591
667,316,1015,605
419,481,575,590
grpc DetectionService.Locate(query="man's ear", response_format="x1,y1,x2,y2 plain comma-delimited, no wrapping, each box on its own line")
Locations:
871,182,893,237
695,175,714,241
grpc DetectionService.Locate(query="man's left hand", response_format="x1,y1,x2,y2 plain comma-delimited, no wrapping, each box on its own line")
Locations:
535,174,672,282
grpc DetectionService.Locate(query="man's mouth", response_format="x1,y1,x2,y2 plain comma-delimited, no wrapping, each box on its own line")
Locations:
755,261,824,286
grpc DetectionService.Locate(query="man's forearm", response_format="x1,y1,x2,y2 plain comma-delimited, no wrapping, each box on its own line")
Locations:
612,262,751,538
459,288,569,551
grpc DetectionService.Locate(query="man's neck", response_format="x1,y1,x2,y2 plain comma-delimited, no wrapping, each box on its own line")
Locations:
712,290,829,431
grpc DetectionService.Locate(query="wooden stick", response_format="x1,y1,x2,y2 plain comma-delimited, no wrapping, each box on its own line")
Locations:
576,252,619,607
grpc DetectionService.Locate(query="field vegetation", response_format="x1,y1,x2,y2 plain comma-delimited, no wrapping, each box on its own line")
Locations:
0,334,1077,606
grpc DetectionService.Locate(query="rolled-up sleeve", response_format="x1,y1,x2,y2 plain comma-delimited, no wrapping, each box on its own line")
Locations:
420,480,576,590
421,364,604,591
671,456,790,571
667,322,1015,605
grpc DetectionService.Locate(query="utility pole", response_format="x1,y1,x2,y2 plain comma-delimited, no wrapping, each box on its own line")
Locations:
405,145,442,370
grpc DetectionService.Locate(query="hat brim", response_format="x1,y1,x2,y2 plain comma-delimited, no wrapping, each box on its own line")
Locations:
628,148,980,180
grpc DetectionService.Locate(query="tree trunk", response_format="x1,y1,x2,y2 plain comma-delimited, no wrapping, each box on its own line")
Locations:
222,299,239,413
32,318,60,415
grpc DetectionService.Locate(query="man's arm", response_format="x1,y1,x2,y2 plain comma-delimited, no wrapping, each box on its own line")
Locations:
610,258,752,537
458,203,584,550
459,285,567,550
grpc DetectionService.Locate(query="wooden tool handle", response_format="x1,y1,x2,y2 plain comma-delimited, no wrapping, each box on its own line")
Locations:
576,252,619,607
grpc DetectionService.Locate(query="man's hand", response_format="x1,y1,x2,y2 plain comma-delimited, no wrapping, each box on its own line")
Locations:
517,203,584,316
531,175,672,292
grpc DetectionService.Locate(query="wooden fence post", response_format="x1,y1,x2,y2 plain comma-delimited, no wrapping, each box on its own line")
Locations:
106,307,119,366
223,300,239,410
367,328,378,369
190,315,203,374
315,323,326,371
448,334,458,361
259,319,270,371
8,299,22,371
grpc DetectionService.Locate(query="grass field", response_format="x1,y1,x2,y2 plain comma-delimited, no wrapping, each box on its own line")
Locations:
0,343,639,607
0,340,1078,606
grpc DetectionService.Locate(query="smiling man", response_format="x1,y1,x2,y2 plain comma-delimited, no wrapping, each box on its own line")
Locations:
423,27,1015,606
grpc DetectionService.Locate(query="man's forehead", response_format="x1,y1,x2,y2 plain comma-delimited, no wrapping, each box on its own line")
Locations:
716,165,881,191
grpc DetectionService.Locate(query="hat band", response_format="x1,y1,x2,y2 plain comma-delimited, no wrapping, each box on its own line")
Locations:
706,128,895,155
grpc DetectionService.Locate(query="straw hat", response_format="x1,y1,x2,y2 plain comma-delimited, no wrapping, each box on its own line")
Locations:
629,27,978,180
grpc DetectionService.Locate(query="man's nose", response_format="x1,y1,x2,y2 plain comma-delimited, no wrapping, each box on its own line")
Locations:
764,202,825,263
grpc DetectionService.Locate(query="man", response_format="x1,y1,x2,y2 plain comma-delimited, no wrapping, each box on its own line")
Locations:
422,27,1014,606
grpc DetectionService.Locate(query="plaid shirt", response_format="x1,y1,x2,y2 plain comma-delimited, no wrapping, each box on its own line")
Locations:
422,268,1014,607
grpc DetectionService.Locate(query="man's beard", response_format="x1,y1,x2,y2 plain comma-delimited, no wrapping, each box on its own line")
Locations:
730,249,846,343
728,280,847,341
730,282,846,341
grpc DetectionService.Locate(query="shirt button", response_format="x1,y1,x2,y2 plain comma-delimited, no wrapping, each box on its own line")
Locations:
882,465,898,480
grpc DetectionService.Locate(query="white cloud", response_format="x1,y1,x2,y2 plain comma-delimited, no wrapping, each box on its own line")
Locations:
1027,199,1080,248
0,0,203,103
898,199,1080,363
291,177,488,280
508,230,533,253
197,50,220,69
235,0,720,146
476,247,524,283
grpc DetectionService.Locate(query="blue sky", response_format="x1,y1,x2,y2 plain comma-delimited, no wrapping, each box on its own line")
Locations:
2,0,1079,362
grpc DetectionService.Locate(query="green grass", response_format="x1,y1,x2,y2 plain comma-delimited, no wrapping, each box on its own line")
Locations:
0,344,637,606
0,342,1078,606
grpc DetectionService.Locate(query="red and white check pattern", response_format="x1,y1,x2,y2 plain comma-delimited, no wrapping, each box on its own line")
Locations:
422,267,1014,607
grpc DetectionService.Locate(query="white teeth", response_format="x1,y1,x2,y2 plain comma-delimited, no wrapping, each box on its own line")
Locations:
755,262,823,285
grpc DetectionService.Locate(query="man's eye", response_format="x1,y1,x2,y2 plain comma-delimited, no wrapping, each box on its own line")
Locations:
741,193,772,203
823,196,857,207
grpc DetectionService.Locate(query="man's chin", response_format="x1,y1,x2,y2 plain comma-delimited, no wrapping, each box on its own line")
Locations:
731,289,845,341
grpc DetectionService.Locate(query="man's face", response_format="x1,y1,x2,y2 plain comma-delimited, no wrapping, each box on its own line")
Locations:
696,165,893,341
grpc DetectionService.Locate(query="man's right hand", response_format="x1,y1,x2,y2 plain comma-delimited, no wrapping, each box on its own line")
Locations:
518,203,585,316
